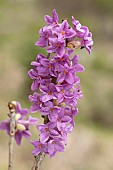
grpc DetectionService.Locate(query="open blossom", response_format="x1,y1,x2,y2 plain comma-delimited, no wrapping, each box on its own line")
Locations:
47,37,66,57
72,16,93,53
37,122,59,143
35,28,52,47
0,102,39,145
55,108,72,131
40,83,57,102
57,63,75,84
29,9,93,157
29,93,42,113
56,20,76,39
48,138,64,157
44,9,58,25
31,140,48,156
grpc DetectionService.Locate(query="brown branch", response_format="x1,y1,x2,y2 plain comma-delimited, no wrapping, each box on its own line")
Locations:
31,152,45,170
8,101,16,170
31,115,49,170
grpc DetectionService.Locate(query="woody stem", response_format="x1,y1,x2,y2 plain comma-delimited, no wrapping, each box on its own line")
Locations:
8,102,16,170
31,115,48,170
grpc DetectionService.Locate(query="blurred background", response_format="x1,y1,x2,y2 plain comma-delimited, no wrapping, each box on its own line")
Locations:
0,0,113,170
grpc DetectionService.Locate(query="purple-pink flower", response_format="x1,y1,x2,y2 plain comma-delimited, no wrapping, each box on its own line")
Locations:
29,92,42,113
48,138,64,157
35,28,52,47
44,9,58,25
72,16,93,53
31,140,48,156
37,123,59,143
47,37,66,57
29,9,93,157
40,83,57,102
56,20,76,39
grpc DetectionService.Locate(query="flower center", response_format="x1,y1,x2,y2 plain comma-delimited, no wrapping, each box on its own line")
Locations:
45,128,49,132
48,64,52,69
63,70,67,75
50,108,54,112
57,43,61,47
52,141,55,144
37,101,41,105
58,58,64,61
39,144,43,148
37,75,41,79
61,90,64,94
61,31,65,35
53,22,56,25
46,35,49,39
48,91,52,95
58,118,61,122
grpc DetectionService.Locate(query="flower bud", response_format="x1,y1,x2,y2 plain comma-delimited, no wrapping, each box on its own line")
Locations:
16,123,26,131
15,114,21,121
8,101,17,110
67,41,81,49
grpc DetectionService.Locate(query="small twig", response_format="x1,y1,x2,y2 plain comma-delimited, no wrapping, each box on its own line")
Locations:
31,152,45,170
31,115,49,170
8,101,16,170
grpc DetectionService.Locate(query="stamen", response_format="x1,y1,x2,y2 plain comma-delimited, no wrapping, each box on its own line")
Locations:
48,91,52,95
46,35,49,39
58,58,64,61
58,118,61,122
61,31,65,35
45,128,49,132
52,141,55,144
37,101,41,105
48,64,52,69
61,90,64,94
63,70,67,74
50,108,54,112
39,143,43,148
57,43,61,47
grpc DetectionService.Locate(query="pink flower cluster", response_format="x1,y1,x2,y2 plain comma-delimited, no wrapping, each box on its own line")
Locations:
28,9,93,157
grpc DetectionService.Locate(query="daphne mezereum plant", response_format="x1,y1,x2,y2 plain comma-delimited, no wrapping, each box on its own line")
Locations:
0,9,93,170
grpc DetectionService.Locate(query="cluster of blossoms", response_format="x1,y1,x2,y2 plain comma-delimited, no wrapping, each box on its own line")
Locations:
0,102,39,145
28,9,93,157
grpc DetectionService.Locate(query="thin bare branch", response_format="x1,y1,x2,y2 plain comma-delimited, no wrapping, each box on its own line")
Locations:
31,152,45,170
8,101,16,170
